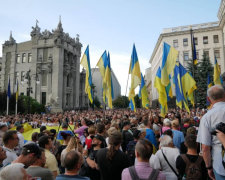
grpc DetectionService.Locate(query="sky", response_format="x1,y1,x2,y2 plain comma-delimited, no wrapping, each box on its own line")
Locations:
0,0,221,95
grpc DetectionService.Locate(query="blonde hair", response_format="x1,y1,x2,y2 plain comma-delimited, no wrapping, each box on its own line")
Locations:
65,136,83,153
88,126,96,135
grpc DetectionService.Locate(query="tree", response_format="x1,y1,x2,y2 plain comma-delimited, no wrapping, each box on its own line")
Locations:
112,96,129,108
93,96,101,108
134,94,141,108
186,54,213,108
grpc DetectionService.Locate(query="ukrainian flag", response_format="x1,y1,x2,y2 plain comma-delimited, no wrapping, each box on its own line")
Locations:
161,42,178,86
103,52,114,109
129,97,136,112
97,51,108,103
129,44,141,91
213,57,223,85
139,73,149,109
192,35,198,65
80,45,93,103
207,74,213,107
16,79,19,101
154,67,168,117
7,77,11,98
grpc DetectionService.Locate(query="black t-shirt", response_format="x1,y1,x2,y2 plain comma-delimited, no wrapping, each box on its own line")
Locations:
176,154,207,180
121,130,134,152
96,148,131,180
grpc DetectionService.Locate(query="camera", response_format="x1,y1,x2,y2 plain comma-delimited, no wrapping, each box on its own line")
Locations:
211,122,225,135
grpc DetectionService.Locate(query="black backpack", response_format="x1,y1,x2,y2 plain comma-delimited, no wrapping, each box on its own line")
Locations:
128,166,159,180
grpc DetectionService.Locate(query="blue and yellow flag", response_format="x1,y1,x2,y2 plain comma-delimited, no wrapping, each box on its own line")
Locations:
154,67,168,117
129,97,136,112
97,51,108,103
16,79,19,101
213,57,223,85
207,74,213,107
192,34,198,65
80,45,93,103
7,77,11,98
103,52,114,109
139,73,149,109
161,42,178,86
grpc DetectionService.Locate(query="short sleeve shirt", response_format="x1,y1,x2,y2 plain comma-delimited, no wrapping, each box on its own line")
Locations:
44,149,59,174
197,102,225,176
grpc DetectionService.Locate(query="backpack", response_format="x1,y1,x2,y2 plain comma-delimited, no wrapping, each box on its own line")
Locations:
181,154,203,180
128,166,159,180
126,141,136,164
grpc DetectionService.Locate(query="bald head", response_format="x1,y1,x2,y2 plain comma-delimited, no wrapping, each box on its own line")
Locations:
207,85,225,102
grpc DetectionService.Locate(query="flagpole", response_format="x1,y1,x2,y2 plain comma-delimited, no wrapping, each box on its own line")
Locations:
6,96,9,115
15,100,18,115
125,72,130,96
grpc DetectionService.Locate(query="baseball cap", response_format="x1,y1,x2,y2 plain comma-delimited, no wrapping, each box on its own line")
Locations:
23,143,41,158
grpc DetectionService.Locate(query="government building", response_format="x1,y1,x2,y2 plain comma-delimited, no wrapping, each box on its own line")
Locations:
149,0,225,105
0,20,88,112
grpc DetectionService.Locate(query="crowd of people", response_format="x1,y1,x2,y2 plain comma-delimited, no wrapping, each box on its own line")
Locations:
0,84,224,180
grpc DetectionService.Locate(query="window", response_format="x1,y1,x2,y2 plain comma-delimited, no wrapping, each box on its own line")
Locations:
28,53,32,63
213,35,219,43
204,50,209,58
173,39,178,48
41,92,46,105
43,48,48,62
183,52,189,61
194,37,198,45
214,49,220,58
203,36,208,44
196,51,199,60
183,38,188,46
21,71,25,81
41,71,47,86
66,94,70,106
15,72,19,84
20,92,24,96
67,75,70,87
22,53,26,63
16,54,20,63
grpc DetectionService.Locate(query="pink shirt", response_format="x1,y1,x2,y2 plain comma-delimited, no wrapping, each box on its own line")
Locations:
162,127,171,133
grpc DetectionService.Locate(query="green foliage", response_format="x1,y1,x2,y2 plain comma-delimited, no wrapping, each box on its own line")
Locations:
134,94,141,108
112,96,129,108
0,91,45,115
186,54,213,108
93,96,101,108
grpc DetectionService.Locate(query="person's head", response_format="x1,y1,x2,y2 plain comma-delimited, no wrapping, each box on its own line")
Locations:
19,143,42,167
92,135,103,148
107,131,122,160
143,119,151,127
40,126,47,133
122,121,131,130
38,135,52,150
163,118,171,127
88,126,96,136
62,123,68,129
3,130,19,148
31,148,46,167
184,134,197,150
171,120,179,129
65,136,80,152
160,135,173,148
64,150,83,172
50,129,57,137
163,129,173,138
97,123,105,134
61,132,72,142
0,125,8,132
31,132,39,142
0,163,30,180
16,125,24,133
135,139,153,162
207,85,225,104
0,146,6,163
186,127,196,136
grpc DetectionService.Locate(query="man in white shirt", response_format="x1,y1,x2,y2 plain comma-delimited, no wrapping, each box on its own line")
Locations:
197,85,225,180
16,125,24,155
2,130,19,166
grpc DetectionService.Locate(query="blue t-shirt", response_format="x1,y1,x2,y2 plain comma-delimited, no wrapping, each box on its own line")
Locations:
172,129,184,149
56,174,90,180
145,128,157,148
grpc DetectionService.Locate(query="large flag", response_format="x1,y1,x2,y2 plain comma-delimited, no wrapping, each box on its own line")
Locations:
192,34,198,65
161,42,178,86
129,44,141,92
213,57,223,85
139,73,149,109
80,45,93,103
97,51,108,103
154,67,168,117
103,52,114,108
129,97,136,112
7,77,11,98
207,74,213,107
16,79,19,101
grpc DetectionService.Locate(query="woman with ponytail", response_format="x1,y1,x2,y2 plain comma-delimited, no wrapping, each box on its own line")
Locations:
96,131,131,180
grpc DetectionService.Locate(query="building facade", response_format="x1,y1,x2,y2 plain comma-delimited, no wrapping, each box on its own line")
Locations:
0,20,88,112
149,0,225,102
91,68,121,106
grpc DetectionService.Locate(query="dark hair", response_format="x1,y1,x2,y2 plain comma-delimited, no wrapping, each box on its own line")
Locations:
31,132,39,141
185,134,197,149
163,129,173,138
62,123,68,129
16,125,23,131
50,129,56,136
96,123,105,134
0,124,7,130
38,135,50,148
3,130,17,145
107,131,122,161
135,139,153,160
143,119,149,126
40,126,47,133
21,143,42,158
64,150,81,170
